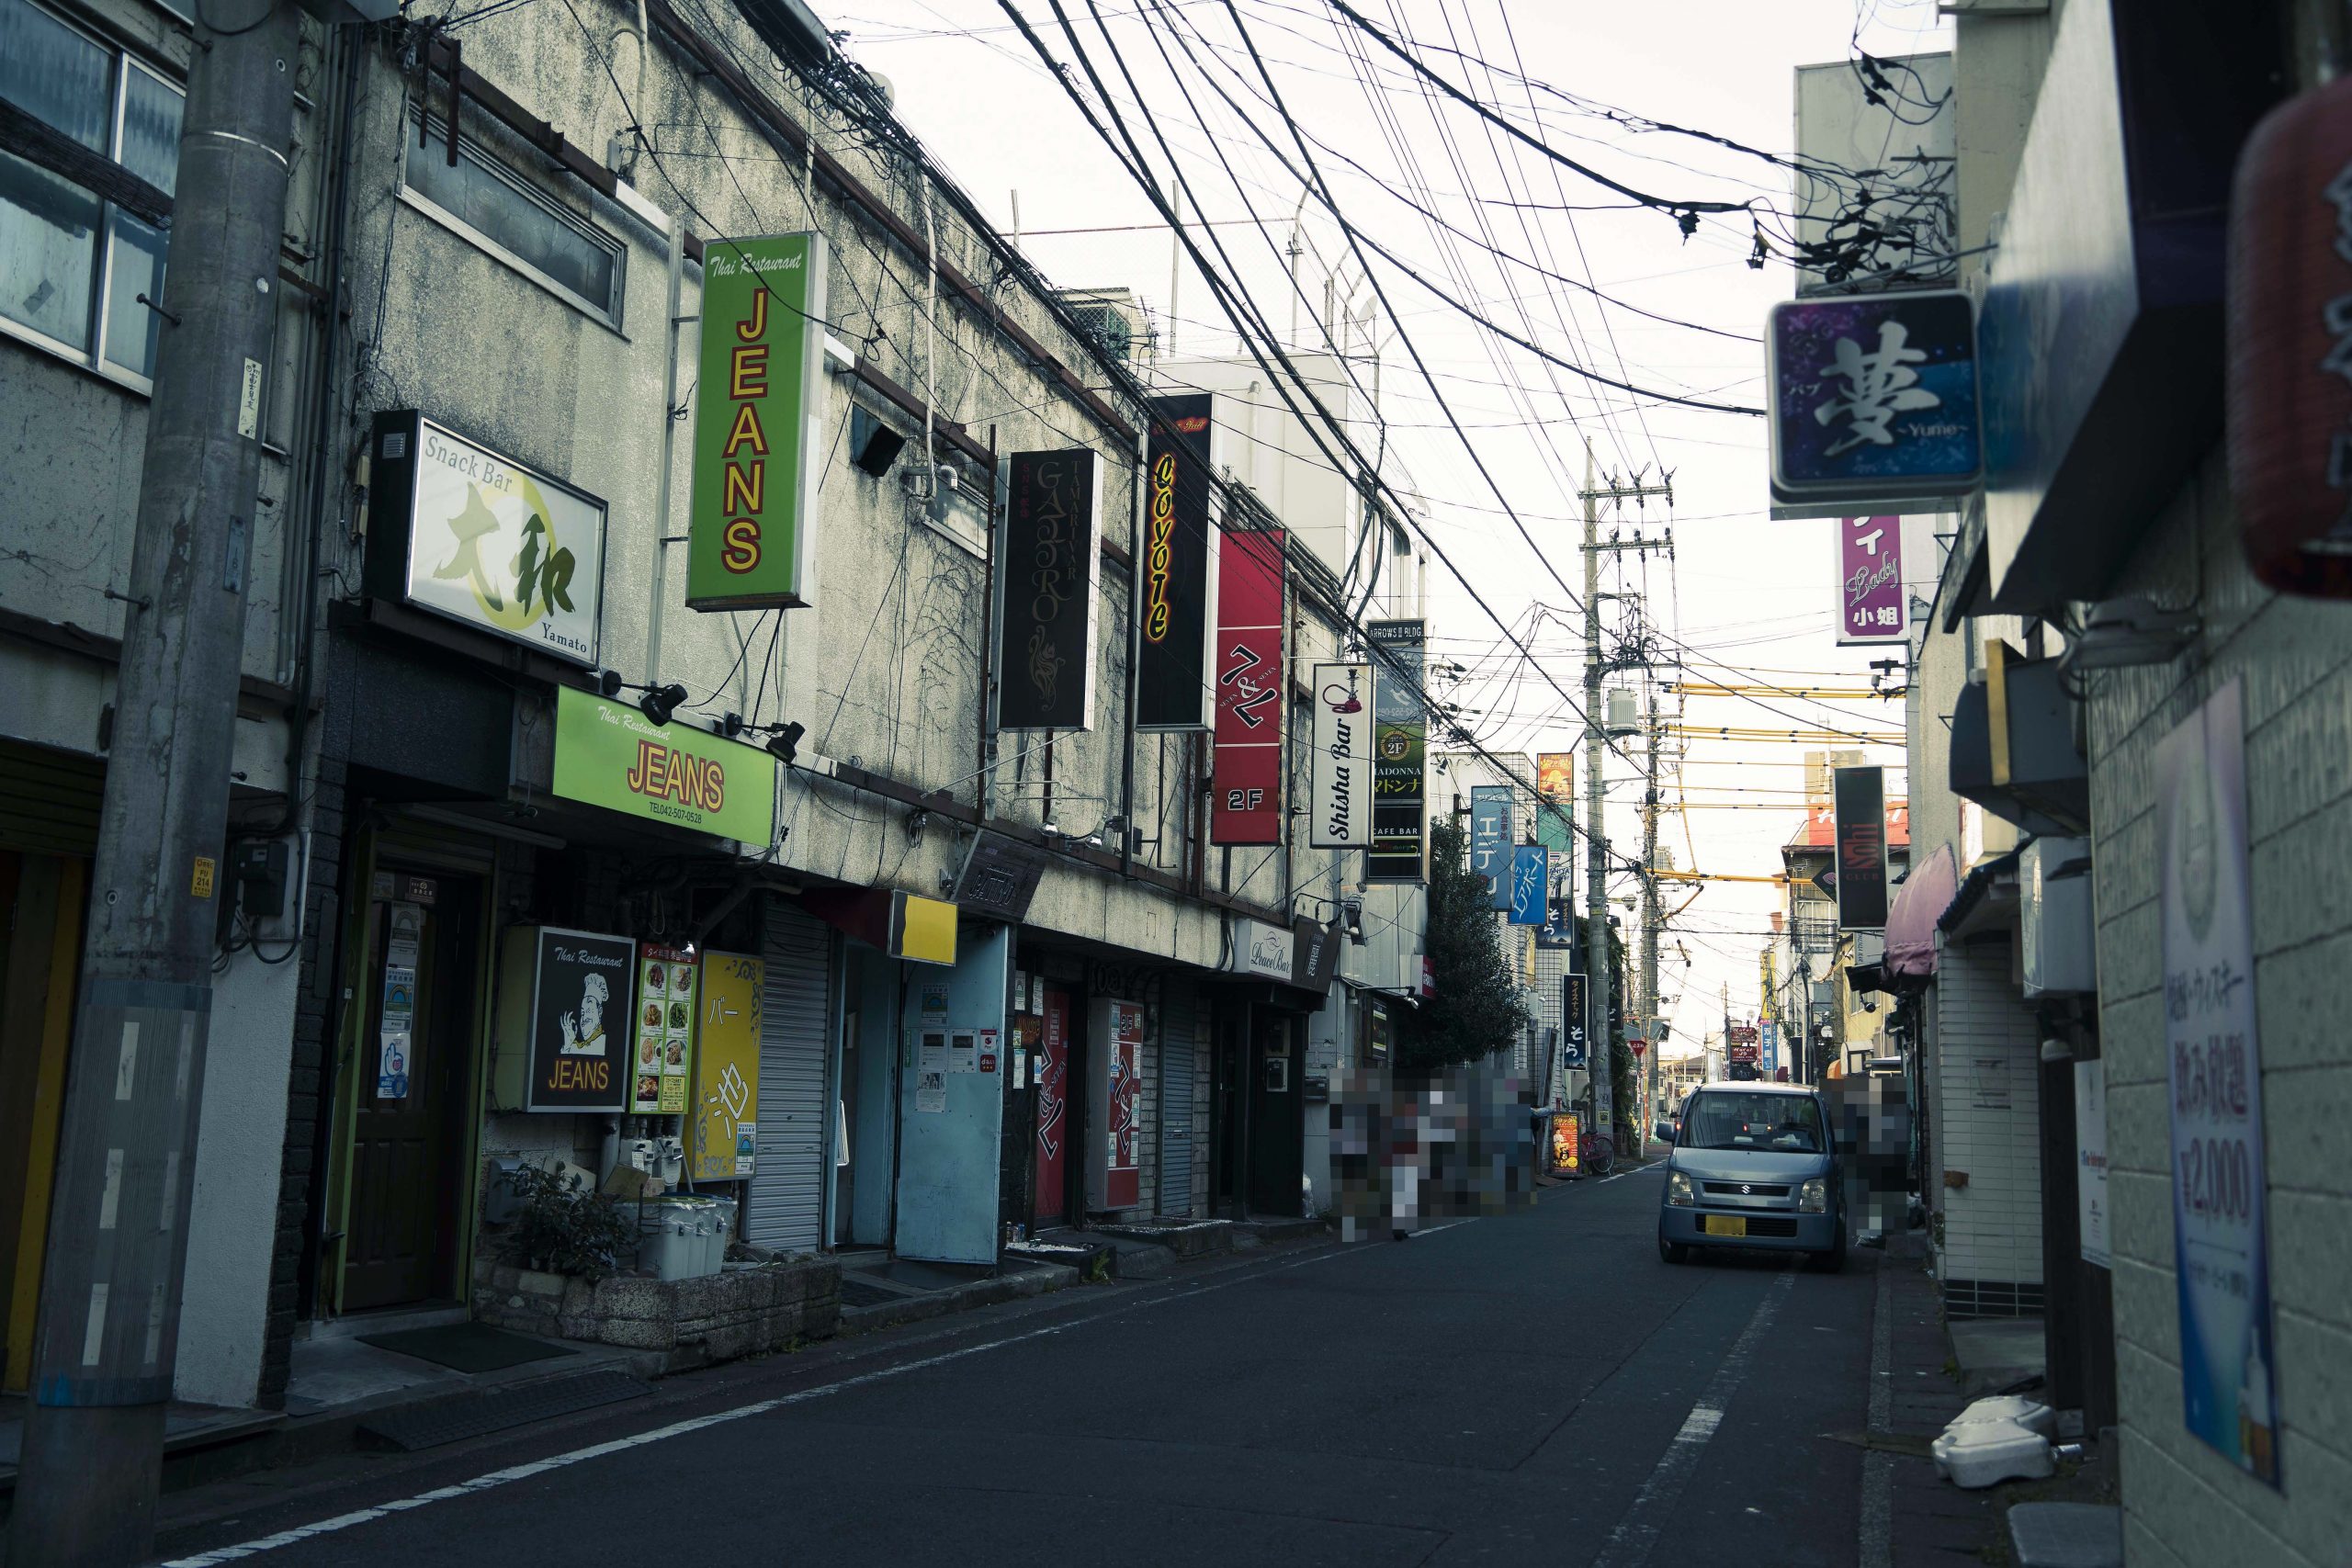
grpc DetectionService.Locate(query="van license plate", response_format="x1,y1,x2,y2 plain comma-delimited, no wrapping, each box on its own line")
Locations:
1702,1215,1747,1238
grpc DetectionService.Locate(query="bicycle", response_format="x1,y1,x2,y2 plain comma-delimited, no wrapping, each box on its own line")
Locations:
1577,1130,1616,1179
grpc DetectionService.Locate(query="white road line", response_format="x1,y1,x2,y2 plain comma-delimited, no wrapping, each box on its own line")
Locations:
1587,1266,1796,1568
163,1241,1357,1566
1599,1163,1667,1184
1859,1254,1895,1568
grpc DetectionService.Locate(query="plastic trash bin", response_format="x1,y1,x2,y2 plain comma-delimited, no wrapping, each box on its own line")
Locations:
637,1194,722,1281
705,1195,739,1272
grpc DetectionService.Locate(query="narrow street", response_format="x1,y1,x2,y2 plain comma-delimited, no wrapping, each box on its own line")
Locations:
154,1172,1880,1568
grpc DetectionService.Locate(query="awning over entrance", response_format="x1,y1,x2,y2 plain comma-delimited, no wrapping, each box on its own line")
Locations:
1884,843,1957,981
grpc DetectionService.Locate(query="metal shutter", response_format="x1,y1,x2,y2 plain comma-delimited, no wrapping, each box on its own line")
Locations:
0,740,103,856
746,900,832,1253
1157,986,1196,1216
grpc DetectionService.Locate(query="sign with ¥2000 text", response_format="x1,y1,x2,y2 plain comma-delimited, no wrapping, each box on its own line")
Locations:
551,685,778,844
368,411,607,666
689,232,829,610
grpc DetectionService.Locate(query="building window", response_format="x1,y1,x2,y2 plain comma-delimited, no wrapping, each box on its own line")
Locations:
403,111,623,328
0,0,184,384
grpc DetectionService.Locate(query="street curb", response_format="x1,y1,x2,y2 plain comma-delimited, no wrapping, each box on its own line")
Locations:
837,1261,1079,1337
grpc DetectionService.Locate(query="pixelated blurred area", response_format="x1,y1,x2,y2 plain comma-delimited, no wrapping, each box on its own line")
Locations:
1828,1068,1911,1241
1330,1068,1542,1241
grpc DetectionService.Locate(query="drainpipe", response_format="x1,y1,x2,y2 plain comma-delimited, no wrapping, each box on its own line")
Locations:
645,215,686,682
1120,419,1145,877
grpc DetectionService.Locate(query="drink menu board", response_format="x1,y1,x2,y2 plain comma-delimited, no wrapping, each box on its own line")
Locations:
634,943,699,1114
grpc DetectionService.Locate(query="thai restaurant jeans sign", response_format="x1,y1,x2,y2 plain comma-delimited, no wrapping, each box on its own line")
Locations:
368,410,608,666
687,232,827,610
551,685,779,844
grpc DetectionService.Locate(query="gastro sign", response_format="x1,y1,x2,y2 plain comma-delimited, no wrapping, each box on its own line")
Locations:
1367,618,1427,882
688,232,828,610
1767,290,1981,514
1136,394,1218,731
1308,662,1372,849
550,685,779,844
367,411,608,666
1211,526,1285,844
996,449,1102,730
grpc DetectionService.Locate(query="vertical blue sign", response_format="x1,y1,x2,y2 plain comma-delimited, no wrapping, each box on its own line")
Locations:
1470,785,1512,910
1508,846,1546,925
1760,1019,1780,1077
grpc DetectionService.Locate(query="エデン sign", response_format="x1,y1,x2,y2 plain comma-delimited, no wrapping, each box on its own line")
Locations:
688,233,829,610
550,685,778,844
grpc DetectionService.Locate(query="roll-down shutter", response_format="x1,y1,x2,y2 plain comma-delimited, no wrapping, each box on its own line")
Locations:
1157,986,1196,1216
746,901,832,1253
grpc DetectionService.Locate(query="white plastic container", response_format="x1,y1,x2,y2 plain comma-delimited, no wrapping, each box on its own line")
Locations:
1931,1416,2054,1489
637,1195,722,1281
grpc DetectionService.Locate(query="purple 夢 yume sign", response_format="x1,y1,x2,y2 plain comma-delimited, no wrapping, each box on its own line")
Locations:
1837,514,1906,646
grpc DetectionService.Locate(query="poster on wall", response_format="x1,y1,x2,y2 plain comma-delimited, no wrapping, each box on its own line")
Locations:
687,231,828,610
1308,662,1373,848
690,950,762,1180
1470,785,1512,909
2156,680,2280,1486
367,411,607,666
1088,999,1144,1210
1367,618,1427,882
632,943,698,1115
1211,526,1286,843
995,448,1102,731
1835,514,1908,645
376,900,423,1100
507,926,635,1112
1136,394,1220,731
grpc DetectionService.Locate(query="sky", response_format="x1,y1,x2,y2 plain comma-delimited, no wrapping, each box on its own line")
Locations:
825,0,1952,1057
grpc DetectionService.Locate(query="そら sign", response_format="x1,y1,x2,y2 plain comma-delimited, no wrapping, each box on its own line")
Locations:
1211,526,1285,844
551,685,778,844
366,411,608,666
689,233,828,610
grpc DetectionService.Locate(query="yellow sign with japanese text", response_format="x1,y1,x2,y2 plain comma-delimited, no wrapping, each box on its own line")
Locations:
689,950,763,1181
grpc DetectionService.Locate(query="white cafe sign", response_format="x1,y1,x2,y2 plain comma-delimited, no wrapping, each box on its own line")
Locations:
1229,918,1295,981
396,416,606,665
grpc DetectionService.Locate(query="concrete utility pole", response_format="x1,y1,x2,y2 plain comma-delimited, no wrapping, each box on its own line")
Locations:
1577,448,1671,1149
1639,693,1661,1144
11,4,302,1562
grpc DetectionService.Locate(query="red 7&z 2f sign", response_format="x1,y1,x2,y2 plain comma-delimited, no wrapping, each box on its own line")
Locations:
1212,526,1285,845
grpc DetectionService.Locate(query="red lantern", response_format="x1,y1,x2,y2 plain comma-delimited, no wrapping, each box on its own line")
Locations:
2229,75,2352,597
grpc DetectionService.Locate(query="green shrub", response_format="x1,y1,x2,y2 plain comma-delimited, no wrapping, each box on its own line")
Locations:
504,1162,639,1281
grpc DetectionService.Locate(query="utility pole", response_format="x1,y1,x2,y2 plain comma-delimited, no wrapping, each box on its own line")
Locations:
1577,447,1671,1149
1639,692,1661,1146
11,4,303,1562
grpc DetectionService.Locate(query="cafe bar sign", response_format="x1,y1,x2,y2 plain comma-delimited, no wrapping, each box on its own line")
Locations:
365,410,608,666
688,232,829,611
550,685,779,845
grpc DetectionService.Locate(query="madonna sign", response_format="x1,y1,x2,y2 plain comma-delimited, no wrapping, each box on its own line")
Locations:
688,232,828,610
1212,527,1285,843
1768,289,1981,515
1136,394,1219,731
995,448,1102,730
1367,619,1427,882
367,411,607,666
1309,663,1372,848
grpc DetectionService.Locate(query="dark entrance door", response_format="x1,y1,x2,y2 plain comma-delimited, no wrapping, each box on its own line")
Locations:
1248,1008,1305,1216
1211,1005,1246,1216
1033,987,1074,1224
344,869,480,1313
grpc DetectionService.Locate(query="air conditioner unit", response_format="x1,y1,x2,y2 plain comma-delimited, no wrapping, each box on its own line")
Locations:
2020,837,2097,997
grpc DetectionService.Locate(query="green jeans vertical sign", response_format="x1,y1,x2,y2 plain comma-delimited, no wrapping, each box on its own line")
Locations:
688,232,829,610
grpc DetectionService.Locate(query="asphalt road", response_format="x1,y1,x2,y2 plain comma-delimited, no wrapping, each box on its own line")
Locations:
153,1166,1880,1568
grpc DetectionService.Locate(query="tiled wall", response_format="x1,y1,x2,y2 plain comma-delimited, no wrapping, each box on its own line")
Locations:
2085,449,2352,1568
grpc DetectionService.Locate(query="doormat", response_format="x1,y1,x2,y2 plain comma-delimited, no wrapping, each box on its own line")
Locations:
356,1321,580,1375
